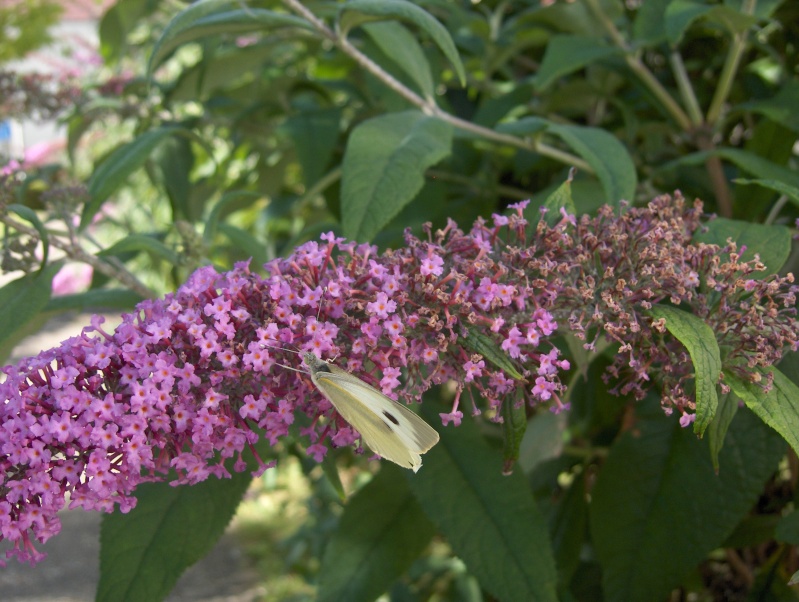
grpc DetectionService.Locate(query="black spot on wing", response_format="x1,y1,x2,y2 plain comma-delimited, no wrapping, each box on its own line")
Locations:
316,363,332,374
383,411,400,426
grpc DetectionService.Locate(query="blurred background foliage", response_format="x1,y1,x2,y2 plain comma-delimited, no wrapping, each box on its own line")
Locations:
3,0,799,600
0,0,62,63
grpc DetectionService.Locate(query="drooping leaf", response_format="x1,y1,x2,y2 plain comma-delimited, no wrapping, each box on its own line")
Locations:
663,2,710,44
152,134,195,221
98,233,180,266
737,80,799,134
495,118,636,204
663,148,799,204
534,34,621,91
648,305,721,435
734,177,799,212
461,325,525,381
408,404,558,601
707,391,738,472
547,123,637,204
282,108,342,190
317,465,436,602
44,289,144,312
96,470,253,602
590,400,784,602
726,366,799,458
501,391,528,474
99,0,158,63
0,263,62,349
84,127,183,228
632,0,671,45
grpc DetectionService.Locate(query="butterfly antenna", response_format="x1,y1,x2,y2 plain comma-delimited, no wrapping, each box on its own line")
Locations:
316,286,328,322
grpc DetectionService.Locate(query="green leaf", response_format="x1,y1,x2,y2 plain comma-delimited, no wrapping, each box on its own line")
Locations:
152,134,195,221
0,309,59,366
664,1,713,45
779,351,799,386
84,127,183,229
494,116,549,138
408,404,559,602
707,391,738,472
99,0,156,64
320,455,346,501
501,391,528,474
363,21,435,99
550,475,588,589
590,400,784,602
737,80,799,133
734,177,799,210
341,111,452,241
723,514,779,549
461,325,525,381
776,511,799,545
8,203,49,269
541,172,577,227
517,411,566,474
632,0,671,45
97,468,253,602
664,148,799,204
648,305,721,435
44,289,144,313
148,0,308,76
534,35,621,91
99,234,180,265
167,43,283,102
547,123,637,204
282,109,342,189
693,216,791,277
203,191,263,245
726,366,799,458
720,148,799,191
664,0,757,46
339,0,466,86
0,263,62,349
218,223,270,267
474,86,537,128
495,118,635,204
317,465,436,602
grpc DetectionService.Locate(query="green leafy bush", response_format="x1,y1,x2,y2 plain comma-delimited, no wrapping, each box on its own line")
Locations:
2,1,799,600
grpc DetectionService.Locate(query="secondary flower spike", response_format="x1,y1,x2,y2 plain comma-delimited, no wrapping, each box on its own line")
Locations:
1,192,796,565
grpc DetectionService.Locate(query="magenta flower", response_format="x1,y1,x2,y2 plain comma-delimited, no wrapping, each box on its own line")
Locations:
0,201,565,564
1,192,795,566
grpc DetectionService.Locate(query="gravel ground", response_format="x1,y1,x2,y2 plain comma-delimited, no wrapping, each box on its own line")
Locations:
2,312,265,602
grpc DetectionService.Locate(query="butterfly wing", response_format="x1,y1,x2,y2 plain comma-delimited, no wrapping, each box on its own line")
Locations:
311,363,439,472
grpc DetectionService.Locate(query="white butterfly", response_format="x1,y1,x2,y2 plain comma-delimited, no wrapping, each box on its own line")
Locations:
301,352,439,473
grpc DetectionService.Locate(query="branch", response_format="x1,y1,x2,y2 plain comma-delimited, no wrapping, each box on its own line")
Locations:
1,213,157,300
281,0,593,173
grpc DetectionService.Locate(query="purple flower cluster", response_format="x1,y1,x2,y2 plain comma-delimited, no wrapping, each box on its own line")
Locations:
535,193,798,419
1,192,796,565
0,200,565,564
